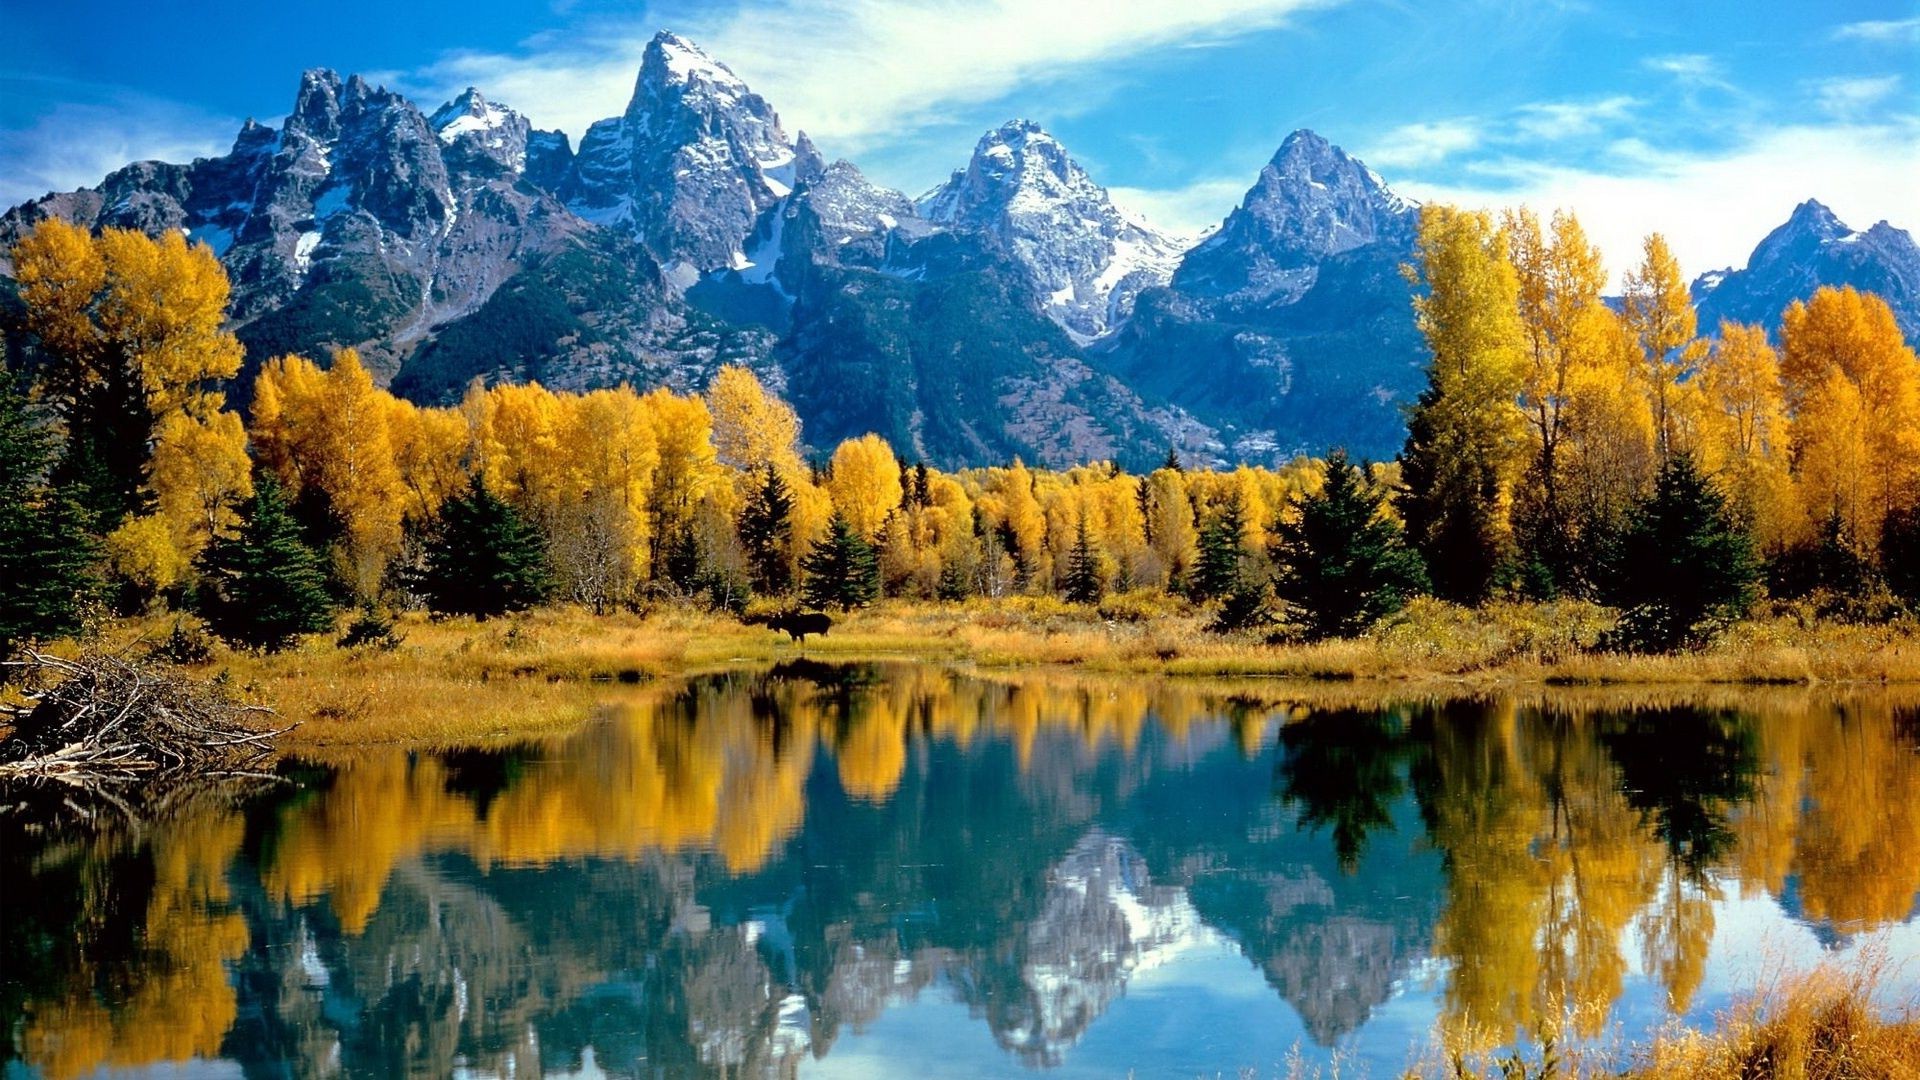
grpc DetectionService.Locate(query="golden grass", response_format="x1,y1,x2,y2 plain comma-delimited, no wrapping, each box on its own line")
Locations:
16,596,1920,754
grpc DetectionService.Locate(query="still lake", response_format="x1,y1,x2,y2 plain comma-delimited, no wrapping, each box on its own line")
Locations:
4,662,1919,1078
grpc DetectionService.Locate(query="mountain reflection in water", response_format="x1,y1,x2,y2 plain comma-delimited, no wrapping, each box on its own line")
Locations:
4,663,1919,1078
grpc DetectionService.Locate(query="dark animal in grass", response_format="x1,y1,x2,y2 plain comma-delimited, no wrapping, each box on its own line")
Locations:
752,610,834,643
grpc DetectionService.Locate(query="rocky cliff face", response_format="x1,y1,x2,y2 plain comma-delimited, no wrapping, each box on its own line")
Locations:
920,120,1190,342
1693,198,1920,339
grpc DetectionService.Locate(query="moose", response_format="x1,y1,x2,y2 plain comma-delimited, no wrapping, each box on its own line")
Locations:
749,609,835,644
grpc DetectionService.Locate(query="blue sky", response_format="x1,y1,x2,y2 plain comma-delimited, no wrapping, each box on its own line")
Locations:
3,0,1916,282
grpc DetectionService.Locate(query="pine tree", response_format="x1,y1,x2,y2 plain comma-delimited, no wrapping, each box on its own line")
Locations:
416,476,552,619
1884,506,1920,605
1062,515,1104,605
739,464,794,595
0,377,100,663
1161,447,1183,472
1273,451,1428,640
1191,493,1245,601
1607,454,1759,652
801,512,879,609
198,476,335,651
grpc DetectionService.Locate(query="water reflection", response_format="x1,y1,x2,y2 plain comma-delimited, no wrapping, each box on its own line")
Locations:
3,667,1919,1078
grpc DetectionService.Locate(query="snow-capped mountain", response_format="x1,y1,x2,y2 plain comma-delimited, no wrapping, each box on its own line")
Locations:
1173,129,1416,308
567,30,800,286
1693,198,1920,340
0,69,601,380
919,120,1192,341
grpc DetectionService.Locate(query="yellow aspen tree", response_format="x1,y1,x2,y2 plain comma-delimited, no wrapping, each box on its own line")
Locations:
12,220,247,545
638,388,722,577
826,434,903,540
310,350,407,596
1561,309,1657,538
1506,208,1608,584
706,364,804,475
385,399,468,523
555,387,658,609
1780,286,1920,555
1398,205,1529,603
147,407,252,553
1697,322,1796,551
1142,466,1198,590
1621,233,1705,463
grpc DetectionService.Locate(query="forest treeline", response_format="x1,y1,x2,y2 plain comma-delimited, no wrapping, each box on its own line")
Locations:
1,207,1917,659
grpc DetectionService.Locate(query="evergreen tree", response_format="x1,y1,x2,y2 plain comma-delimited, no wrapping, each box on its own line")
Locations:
1273,451,1429,639
1884,505,1920,606
1161,447,1183,472
1062,515,1104,605
1190,493,1246,601
801,512,879,609
738,464,794,595
198,476,335,651
416,476,552,619
1607,454,1759,652
0,377,100,663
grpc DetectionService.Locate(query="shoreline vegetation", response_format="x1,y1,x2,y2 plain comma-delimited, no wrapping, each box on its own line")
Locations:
9,596,1917,753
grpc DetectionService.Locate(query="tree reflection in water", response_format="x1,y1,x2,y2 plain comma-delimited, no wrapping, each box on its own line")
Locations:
3,669,1918,1078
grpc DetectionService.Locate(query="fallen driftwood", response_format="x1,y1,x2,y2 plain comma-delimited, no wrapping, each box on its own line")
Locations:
0,649,292,787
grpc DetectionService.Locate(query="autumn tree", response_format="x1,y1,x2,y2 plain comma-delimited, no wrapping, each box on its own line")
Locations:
1273,451,1427,639
1506,208,1609,592
1780,286,1920,563
1621,233,1705,463
1398,205,1528,602
1141,465,1198,591
249,349,404,597
198,477,335,652
826,434,903,541
11,220,244,526
1696,321,1794,552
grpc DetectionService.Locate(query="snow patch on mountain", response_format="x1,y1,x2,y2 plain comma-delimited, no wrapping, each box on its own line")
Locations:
920,120,1193,341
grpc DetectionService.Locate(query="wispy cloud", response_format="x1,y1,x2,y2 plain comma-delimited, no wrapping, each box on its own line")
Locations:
1832,16,1920,44
1359,120,1484,169
0,87,235,211
1513,96,1639,140
403,0,1341,152
1397,120,1920,288
1812,74,1903,118
1108,176,1252,237
1643,52,1736,91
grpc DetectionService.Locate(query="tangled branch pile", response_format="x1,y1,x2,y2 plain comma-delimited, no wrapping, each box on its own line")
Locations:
0,649,288,784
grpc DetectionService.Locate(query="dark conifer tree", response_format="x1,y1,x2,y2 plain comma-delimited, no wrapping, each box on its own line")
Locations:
415,476,552,619
1607,454,1759,652
1062,515,1104,605
738,464,794,595
1161,447,1183,472
1191,492,1246,602
1273,451,1429,639
198,476,335,651
1397,385,1512,604
0,377,100,663
1884,505,1920,605
801,512,879,610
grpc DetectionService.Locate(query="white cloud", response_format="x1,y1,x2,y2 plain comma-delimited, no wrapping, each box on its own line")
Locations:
1396,120,1920,289
1358,120,1484,169
1643,52,1736,92
1108,176,1252,237
1513,96,1638,140
0,93,235,212
1812,74,1903,118
402,0,1339,151
1832,16,1920,44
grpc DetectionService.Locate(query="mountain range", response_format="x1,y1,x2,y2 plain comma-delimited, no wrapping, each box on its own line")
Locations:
3,30,1916,468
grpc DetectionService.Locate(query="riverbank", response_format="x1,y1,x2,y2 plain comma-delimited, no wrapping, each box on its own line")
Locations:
16,596,1915,751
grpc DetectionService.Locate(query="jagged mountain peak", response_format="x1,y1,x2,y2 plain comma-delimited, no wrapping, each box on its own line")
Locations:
919,119,1190,341
642,29,747,92
1172,129,1414,306
1694,199,1919,339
